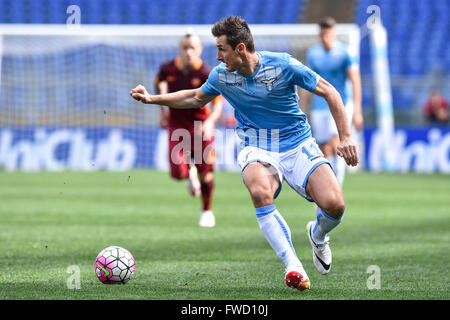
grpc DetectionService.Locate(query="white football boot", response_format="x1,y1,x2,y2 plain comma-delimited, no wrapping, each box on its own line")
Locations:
186,166,201,197
307,221,332,275
199,210,215,228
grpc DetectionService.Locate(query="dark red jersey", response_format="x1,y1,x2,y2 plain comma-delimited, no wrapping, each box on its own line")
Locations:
156,57,211,128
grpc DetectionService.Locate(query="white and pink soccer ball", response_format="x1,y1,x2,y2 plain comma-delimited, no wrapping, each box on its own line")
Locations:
94,246,135,284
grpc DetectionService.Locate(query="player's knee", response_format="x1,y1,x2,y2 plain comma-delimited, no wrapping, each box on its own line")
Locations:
247,184,273,207
334,200,346,218
322,193,345,218
199,172,213,183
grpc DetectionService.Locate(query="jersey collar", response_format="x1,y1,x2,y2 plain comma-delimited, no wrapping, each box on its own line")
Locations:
237,52,262,78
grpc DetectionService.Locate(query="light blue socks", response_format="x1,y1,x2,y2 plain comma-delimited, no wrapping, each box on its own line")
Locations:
255,204,301,270
311,207,343,244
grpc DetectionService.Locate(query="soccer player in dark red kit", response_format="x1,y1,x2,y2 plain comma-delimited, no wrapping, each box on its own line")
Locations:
155,32,223,227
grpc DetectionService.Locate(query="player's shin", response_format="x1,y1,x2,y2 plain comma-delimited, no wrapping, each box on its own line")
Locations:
255,204,301,270
200,178,215,211
311,207,343,244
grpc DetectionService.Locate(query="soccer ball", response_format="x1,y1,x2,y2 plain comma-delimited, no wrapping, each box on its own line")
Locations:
94,246,135,284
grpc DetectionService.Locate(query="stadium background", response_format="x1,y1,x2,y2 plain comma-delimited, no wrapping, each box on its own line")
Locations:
0,0,449,173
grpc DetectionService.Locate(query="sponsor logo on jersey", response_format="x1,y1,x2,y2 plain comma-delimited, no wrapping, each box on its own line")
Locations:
225,82,243,87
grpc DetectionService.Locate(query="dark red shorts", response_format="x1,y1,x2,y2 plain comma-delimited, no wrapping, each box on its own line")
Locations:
168,126,215,179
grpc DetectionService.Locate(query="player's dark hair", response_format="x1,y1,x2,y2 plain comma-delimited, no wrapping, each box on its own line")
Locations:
319,16,336,29
211,16,255,52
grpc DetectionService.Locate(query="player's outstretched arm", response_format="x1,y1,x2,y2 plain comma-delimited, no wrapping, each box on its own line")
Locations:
130,85,216,109
347,67,363,131
313,78,359,166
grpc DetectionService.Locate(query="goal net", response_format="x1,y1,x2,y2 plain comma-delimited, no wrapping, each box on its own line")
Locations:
0,24,360,171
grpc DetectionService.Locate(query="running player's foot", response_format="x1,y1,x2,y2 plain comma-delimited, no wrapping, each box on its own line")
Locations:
199,210,215,227
186,166,201,197
285,266,310,291
307,221,332,275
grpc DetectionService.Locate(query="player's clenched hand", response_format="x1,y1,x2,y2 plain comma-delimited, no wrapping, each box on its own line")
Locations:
130,85,151,104
337,137,359,167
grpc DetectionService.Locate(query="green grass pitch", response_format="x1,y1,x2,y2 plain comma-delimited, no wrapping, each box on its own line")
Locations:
0,170,449,300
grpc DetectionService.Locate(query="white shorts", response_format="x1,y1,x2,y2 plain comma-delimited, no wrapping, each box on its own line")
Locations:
237,137,331,202
311,102,354,145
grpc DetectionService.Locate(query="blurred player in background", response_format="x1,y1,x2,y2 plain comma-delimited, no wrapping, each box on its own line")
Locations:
155,32,223,227
300,17,363,186
423,88,448,125
131,16,359,291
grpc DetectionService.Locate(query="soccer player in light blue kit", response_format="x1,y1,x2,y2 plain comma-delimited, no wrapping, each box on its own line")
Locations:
300,17,363,186
130,16,359,291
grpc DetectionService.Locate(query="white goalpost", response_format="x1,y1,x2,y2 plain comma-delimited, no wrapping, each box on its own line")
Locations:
0,24,361,172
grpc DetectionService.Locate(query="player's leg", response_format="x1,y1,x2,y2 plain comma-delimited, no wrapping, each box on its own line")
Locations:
241,159,310,291
186,165,201,197
168,132,190,180
282,138,343,275
305,163,345,274
168,126,200,195
318,136,339,185
169,162,189,180
197,169,215,227
242,162,279,207
198,171,214,211
195,134,216,227
306,163,345,220
320,134,347,187
330,136,347,187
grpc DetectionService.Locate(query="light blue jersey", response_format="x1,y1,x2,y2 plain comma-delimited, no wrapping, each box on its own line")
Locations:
201,51,319,152
306,41,358,110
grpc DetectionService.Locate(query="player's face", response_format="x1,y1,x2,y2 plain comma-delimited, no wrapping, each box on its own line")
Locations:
216,35,241,72
319,27,335,50
430,91,441,105
179,36,203,68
